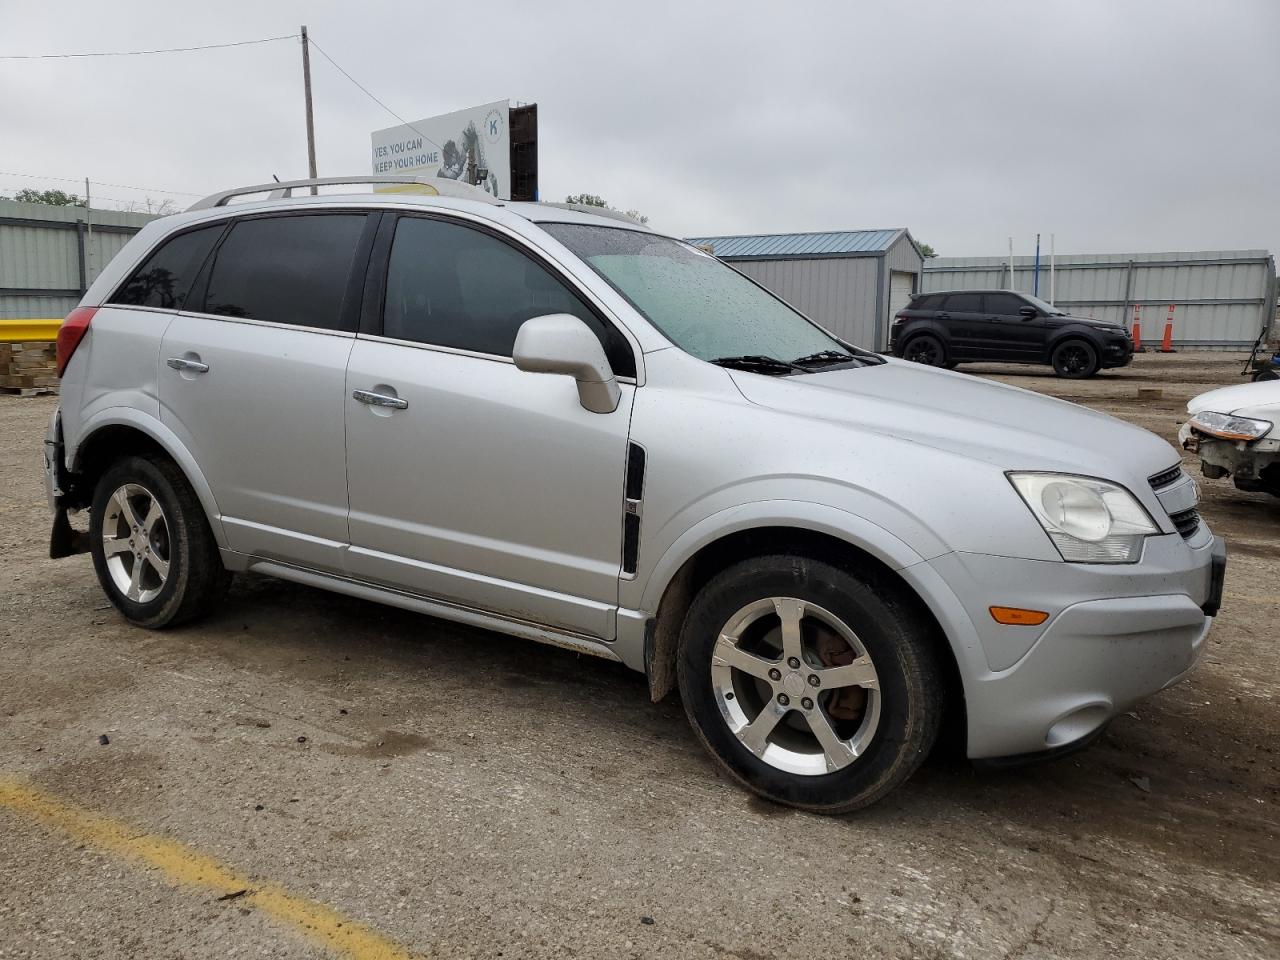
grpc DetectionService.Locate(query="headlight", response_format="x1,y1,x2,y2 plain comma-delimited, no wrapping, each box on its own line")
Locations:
1007,473,1158,563
1187,410,1272,441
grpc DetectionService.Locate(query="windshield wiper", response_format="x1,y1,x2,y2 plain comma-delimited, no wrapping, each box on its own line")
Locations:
709,354,802,375
791,349,862,368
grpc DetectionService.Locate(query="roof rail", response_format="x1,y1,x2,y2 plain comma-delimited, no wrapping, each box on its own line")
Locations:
187,175,499,211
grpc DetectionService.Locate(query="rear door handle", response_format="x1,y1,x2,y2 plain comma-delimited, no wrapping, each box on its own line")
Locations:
166,357,209,374
352,389,408,410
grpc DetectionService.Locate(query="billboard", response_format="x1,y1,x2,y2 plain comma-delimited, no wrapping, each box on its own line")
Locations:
372,100,515,199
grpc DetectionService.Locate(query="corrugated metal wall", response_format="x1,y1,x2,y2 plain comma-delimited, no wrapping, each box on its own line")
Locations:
0,199,159,319
922,250,1276,349
731,257,881,347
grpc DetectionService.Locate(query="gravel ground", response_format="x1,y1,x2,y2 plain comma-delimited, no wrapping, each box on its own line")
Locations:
0,351,1276,959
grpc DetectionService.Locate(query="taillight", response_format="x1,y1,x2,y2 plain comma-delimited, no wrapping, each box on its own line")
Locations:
56,306,98,377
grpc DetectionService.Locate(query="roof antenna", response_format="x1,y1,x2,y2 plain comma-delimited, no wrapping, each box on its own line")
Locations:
271,175,281,182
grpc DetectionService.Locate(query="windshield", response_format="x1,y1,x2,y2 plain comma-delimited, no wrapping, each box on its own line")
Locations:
540,223,849,364
1021,293,1065,316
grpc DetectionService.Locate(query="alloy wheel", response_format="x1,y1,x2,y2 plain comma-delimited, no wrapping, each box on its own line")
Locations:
101,483,171,603
710,597,882,776
1057,344,1091,375
905,339,941,366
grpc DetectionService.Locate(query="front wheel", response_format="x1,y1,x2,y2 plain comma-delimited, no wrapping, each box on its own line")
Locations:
902,334,947,367
677,555,944,814
1051,339,1100,378
90,455,231,628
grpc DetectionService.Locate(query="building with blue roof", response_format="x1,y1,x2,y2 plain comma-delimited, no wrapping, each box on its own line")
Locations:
686,228,925,350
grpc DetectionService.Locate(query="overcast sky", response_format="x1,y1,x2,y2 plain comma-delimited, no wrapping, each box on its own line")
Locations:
3,0,1277,257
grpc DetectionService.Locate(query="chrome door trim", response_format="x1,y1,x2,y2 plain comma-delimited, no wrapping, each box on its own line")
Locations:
351,332,639,385
176,310,359,339
245,557,621,662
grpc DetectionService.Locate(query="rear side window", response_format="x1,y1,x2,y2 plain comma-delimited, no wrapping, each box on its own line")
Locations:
381,216,635,377
911,293,943,311
203,214,368,330
985,293,1027,316
111,225,222,310
944,292,983,312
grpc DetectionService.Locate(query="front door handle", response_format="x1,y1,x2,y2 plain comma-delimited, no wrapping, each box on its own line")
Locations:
166,357,209,374
352,389,408,410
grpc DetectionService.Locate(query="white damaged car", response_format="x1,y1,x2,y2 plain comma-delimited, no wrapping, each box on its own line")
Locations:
1180,379,1280,498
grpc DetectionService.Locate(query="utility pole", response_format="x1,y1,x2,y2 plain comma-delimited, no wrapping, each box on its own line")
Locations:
1033,233,1041,297
1008,237,1015,292
1050,233,1056,306
84,178,93,284
300,26,317,192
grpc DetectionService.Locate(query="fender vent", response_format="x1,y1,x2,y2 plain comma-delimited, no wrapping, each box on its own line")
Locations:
622,443,646,577
1148,465,1183,490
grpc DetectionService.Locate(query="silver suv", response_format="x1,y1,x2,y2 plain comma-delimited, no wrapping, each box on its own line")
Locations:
45,176,1226,813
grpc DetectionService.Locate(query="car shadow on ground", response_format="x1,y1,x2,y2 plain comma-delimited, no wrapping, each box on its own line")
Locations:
180,571,1278,894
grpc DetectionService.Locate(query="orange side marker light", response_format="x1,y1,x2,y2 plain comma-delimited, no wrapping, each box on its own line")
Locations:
990,606,1049,626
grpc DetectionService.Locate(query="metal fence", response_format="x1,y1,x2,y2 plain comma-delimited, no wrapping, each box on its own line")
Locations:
0,199,159,320
922,250,1277,350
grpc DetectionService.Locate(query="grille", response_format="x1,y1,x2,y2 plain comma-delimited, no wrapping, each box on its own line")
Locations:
1148,465,1183,490
1168,507,1201,539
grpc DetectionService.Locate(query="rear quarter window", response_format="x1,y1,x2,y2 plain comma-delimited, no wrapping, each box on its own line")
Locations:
110,225,224,310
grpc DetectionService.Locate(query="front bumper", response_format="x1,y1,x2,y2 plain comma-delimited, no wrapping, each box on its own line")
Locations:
1101,335,1134,367
919,532,1224,760
1178,422,1280,483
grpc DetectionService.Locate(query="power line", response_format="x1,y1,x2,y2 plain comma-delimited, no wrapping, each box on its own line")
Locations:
306,36,442,154
0,170,202,196
0,34,297,60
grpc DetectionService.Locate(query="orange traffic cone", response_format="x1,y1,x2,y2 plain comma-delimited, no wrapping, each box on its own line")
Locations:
1160,305,1176,353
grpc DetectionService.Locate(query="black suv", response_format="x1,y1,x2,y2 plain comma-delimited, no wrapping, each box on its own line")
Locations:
889,289,1133,378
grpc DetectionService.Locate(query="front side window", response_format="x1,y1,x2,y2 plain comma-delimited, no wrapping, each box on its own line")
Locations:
985,293,1027,316
111,225,223,310
540,223,850,364
203,214,368,329
381,216,635,376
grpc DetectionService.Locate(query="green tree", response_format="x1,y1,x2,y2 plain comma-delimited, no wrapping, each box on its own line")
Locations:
12,188,83,206
918,242,938,259
564,192,649,225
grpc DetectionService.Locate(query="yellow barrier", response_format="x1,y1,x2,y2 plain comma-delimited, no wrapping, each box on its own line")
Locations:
0,319,62,342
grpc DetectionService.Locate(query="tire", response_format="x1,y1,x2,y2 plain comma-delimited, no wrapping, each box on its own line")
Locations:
90,455,231,629
902,334,947,367
1051,339,1100,379
1253,368,1279,382
676,554,944,814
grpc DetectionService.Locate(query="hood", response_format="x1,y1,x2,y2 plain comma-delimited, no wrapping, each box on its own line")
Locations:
1065,314,1128,331
1186,379,1280,426
729,358,1179,481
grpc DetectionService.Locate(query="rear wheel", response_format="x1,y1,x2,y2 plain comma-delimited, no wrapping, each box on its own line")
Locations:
677,555,944,813
903,334,946,367
90,455,231,628
1051,339,1099,379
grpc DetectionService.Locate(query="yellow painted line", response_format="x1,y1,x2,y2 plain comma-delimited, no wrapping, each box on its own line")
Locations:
0,318,62,342
0,777,415,960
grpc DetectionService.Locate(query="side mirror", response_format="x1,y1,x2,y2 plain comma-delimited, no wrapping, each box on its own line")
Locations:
513,314,621,414
1018,306,1038,319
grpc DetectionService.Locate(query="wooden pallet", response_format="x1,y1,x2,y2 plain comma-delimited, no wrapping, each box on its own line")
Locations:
0,341,59,395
